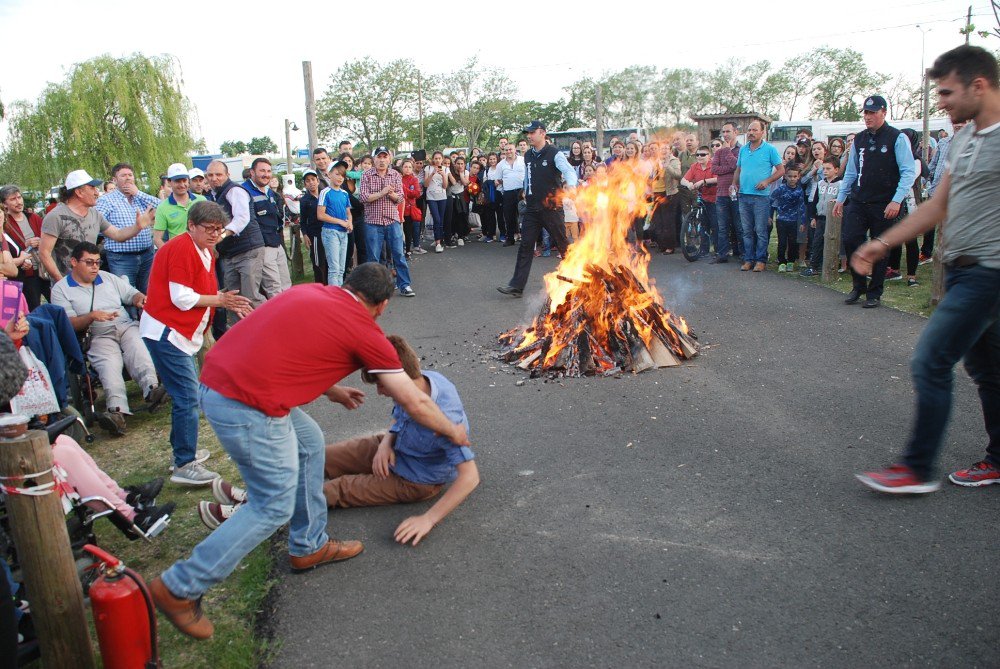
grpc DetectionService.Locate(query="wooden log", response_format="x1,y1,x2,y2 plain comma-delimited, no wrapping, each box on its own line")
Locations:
516,350,542,369
822,200,842,283
0,430,95,668
649,338,680,367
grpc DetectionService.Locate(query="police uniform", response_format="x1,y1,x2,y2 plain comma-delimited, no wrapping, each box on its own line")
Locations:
242,179,291,297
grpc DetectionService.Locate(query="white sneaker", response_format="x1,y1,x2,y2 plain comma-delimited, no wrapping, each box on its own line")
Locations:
168,448,210,473
435,243,443,253
457,238,465,246
170,461,220,486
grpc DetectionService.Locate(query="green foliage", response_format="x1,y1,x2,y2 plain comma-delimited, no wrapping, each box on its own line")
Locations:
0,53,196,192
809,47,888,121
220,140,247,156
247,136,278,155
433,58,518,154
317,57,421,153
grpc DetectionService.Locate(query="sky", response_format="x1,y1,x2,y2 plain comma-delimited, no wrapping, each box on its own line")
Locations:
0,0,993,156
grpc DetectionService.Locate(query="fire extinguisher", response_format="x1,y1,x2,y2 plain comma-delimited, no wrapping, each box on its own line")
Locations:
83,544,161,669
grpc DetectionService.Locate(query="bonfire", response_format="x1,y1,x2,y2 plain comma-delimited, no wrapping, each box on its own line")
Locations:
499,159,699,377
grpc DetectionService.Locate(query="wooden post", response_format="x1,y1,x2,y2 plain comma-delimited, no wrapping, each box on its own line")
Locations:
822,200,842,283
931,223,945,305
302,62,318,165
0,430,94,668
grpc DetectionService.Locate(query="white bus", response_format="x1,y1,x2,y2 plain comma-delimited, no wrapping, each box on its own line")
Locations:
769,118,952,153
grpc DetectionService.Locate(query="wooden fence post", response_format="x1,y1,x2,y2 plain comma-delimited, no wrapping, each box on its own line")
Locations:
0,429,95,669
822,201,843,283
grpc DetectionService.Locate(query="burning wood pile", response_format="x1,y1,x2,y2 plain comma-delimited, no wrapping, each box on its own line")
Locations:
499,159,699,378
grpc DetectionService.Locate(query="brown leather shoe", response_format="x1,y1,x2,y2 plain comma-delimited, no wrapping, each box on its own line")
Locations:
289,539,364,572
149,576,214,640
752,262,765,272
740,262,752,271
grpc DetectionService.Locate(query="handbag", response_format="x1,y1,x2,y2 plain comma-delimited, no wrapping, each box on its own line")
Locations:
9,346,60,417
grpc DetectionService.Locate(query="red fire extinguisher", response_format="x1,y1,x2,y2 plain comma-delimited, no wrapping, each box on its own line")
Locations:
83,544,161,669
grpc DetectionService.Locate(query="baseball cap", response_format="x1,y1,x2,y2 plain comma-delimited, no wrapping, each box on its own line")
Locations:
64,170,103,190
189,167,205,179
166,163,189,180
372,146,390,156
863,95,887,112
795,138,811,147
330,160,349,171
302,169,318,178
521,120,546,133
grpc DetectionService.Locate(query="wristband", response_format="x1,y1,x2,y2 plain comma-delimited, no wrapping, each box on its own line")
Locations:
874,236,891,248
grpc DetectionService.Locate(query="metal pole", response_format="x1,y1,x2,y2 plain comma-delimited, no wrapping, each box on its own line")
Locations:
285,119,293,177
417,71,426,150
595,84,604,160
302,61,318,166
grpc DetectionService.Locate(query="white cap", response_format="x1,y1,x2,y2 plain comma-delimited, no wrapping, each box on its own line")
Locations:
65,170,103,190
166,163,189,180
189,167,205,179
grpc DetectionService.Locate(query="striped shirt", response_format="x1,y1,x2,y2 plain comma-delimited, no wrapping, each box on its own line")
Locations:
95,189,159,252
358,168,403,226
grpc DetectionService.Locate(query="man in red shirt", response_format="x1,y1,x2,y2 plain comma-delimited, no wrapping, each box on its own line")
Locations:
681,146,719,257
149,262,470,640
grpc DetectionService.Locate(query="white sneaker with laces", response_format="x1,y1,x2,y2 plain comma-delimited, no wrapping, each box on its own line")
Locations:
170,461,220,486
168,448,210,473
457,238,465,246
435,243,443,253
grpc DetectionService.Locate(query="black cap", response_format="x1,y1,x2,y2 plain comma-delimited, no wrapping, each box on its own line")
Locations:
521,120,546,133
373,146,390,156
795,138,811,146
863,95,887,112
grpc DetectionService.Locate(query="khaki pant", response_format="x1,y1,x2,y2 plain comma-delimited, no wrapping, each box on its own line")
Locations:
260,245,291,299
323,433,442,508
87,322,158,414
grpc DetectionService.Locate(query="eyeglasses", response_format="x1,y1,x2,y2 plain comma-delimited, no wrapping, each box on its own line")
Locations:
76,259,100,267
197,224,225,235
696,152,709,157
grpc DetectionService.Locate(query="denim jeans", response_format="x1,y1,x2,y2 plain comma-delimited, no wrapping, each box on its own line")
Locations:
739,195,771,263
106,247,155,294
700,201,718,255
901,264,1000,479
143,329,199,468
427,199,447,241
365,223,412,290
715,196,741,259
321,226,349,286
160,386,329,599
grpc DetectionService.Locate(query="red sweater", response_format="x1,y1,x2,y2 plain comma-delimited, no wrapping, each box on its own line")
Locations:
144,233,216,340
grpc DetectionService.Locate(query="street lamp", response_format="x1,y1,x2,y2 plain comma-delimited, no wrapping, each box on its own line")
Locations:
284,119,300,177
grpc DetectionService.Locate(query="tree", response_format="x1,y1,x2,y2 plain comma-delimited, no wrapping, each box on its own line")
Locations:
220,140,247,156
246,136,278,155
0,53,196,192
810,47,888,121
774,53,824,120
317,57,421,152
884,74,924,119
433,58,518,153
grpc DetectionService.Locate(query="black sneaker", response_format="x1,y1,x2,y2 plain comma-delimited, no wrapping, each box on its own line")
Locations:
863,297,881,308
497,285,523,297
708,257,728,264
844,289,863,305
134,502,175,537
799,268,818,277
125,477,164,509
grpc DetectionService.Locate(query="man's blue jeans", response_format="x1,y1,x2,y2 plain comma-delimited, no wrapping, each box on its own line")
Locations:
106,247,154,293
715,196,738,258
143,330,199,469
161,386,330,600
901,264,1000,479
738,195,771,264
365,222,412,290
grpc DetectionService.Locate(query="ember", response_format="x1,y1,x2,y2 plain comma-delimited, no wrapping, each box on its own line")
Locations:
499,159,699,377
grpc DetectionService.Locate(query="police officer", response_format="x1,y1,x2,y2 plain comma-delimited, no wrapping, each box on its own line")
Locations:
498,120,579,297
243,158,291,297
204,159,265,327
833,95,917,308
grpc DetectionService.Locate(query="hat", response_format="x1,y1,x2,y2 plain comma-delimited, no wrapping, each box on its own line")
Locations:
302,169,319,178
330,160,349,171
189,167,205,179
166,163,189,180
863,95,887,112
65,170,103,190
522,120,546,133
372,146,390,157
795,138,812,147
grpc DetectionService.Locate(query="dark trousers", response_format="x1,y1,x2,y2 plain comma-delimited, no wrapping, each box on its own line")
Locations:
445,195,469,241
902,265,1000,478
509,208,567,290
652,194,680,250
776,220,798,264
502,189,522,238
345,218,367,271
18,272,50,312
715,195,742,258
495,201,508,238
212,257,228,339
809,216,827,271
921,228,936,257
889,240,919,276
306,232,328,284
843,200,895,298
481,203,498,238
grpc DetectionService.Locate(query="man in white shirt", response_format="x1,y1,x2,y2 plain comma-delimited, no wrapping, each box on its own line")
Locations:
495,145,525,246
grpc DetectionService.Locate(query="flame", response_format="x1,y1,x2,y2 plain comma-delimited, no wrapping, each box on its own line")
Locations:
499,158,697,376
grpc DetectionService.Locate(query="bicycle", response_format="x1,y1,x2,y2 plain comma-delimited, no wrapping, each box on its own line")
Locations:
680,193,712,262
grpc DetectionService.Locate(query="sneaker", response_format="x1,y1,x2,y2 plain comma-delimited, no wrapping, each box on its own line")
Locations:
125,477,165,509
907,278,919,287
482,236,494,243
918,253,932,265
170,461,220,486
885,268,902,281
855,464,940,494
778,263,787,273
948,460,1000,487
198,501,238,530
96,409,127,436
541,250,551,257
800,268,818,277
413,246,428,254
446,240,459,249
399,286,416,297
145,385,168,412
838,267,847,273
457,238,465,247
212,478,247,505
708,257,728,264
499,236,507,244
168,448,211,473
435,243,443,253
134,502,175,537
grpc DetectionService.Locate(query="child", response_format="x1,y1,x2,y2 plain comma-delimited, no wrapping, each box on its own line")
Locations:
323,335,479,546
400,159,423,257
769,166,807,272
317,164,353,286
801,156,841,277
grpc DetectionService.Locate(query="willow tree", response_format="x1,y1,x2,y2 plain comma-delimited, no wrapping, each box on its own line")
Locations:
0,54,197,192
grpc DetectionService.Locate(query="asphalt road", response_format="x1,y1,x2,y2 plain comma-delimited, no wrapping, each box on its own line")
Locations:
268,240,998,668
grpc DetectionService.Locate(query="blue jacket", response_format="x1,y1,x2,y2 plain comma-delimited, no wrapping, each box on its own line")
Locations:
770,182,807,225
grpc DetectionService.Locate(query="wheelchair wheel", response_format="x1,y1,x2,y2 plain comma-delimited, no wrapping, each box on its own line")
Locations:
681,210,703,262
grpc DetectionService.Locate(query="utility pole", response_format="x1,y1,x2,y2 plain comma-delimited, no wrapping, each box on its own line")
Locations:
595,84,604,160
302,61,318,166
417,71,426,150
284,118,293,177
966,5,972,44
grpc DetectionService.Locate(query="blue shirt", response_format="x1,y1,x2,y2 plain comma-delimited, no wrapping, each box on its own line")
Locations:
736,142,783,196
320,187,350,232
770,183,807,224
836,130,918,204
389,371,474,485
94,189,159,252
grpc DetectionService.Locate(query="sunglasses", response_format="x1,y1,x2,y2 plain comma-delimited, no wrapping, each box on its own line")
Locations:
696,152,709,157
76,258,101,267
